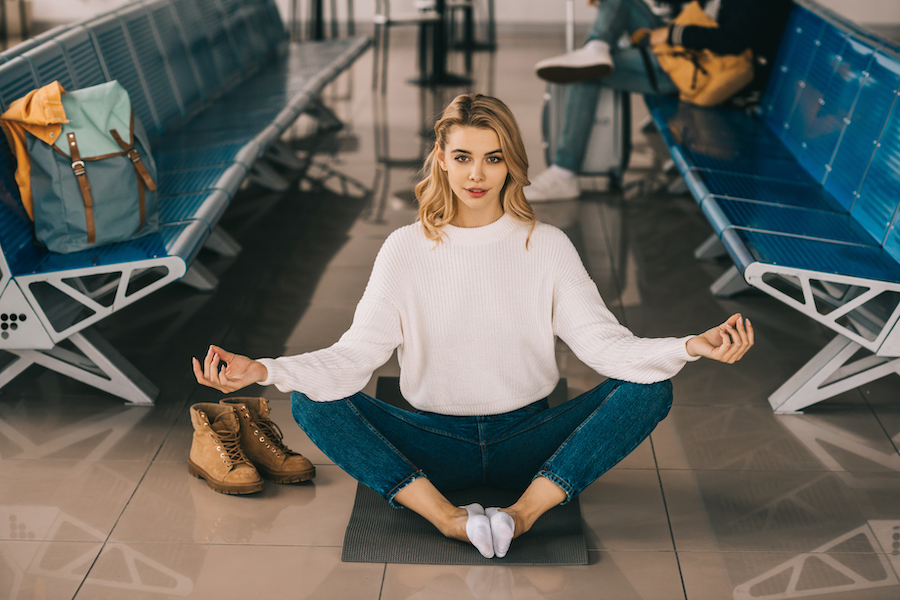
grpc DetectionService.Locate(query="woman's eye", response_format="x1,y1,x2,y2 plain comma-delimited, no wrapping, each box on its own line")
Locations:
488,156,503,163
454,155,469,162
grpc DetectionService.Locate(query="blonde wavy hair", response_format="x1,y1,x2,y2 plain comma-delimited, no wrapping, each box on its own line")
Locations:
415,94,535,244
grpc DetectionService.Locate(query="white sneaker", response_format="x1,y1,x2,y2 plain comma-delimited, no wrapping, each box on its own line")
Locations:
524,167,581,202
535,46,615,84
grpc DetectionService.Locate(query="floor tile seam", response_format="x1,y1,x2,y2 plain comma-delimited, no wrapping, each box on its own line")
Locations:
582,549,678,554
587,545,677,552
650,432,689,600
0,457,162,463
653,466,900,473
102,541,345,548
10,389,204,467
377,563,387,600
863,386,900,458
0,538,105,545
672,549,900,555
72,457,158,599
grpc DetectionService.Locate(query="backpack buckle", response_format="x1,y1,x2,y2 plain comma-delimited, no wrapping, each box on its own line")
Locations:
71,160,86,176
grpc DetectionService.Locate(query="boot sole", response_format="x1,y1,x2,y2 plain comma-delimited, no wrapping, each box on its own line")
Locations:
188,459,264,495
257,465,316,484
537,63,613,84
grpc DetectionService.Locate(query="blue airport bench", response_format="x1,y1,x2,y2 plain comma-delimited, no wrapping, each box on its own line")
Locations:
645,0,900,413
0,0,371,404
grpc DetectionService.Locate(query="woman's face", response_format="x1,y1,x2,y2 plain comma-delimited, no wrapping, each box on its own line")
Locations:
438,125,508,228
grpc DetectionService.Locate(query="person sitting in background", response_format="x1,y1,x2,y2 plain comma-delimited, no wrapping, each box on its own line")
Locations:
526,0,791,202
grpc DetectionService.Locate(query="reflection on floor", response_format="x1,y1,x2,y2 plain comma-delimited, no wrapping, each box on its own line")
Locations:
2,27,900,600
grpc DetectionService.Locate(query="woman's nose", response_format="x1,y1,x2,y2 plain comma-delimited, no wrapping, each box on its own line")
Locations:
469,163,484,181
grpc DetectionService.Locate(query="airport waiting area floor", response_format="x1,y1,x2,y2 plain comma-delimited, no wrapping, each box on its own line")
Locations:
3,27,900,600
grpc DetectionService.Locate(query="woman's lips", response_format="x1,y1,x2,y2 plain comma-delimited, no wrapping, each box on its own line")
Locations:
466,188,488,198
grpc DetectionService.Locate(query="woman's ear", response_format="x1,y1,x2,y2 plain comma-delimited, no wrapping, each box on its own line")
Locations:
436,144,447,171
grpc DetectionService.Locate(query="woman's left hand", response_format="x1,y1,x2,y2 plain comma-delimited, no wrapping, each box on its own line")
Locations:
686,313,754,364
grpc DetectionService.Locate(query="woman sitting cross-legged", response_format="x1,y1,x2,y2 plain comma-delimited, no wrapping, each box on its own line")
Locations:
193,93,753,559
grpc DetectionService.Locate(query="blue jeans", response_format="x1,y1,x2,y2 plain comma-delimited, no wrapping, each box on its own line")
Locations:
556,0,679,171
292,379,673,507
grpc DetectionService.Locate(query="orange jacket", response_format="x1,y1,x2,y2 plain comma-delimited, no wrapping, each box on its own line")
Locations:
0,81,67,219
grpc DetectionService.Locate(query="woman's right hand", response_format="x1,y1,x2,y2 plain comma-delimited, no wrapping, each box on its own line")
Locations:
192,345,268,393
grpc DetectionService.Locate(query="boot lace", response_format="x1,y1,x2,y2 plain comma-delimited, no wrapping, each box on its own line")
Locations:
212,426,252,467
252,418,294,457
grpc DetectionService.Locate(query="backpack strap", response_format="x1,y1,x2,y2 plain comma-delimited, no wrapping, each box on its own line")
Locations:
66,132,96,245
109,129,156,191
110,128,156,232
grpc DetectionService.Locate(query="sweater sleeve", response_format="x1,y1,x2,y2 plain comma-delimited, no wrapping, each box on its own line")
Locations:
550,237,699,383
256,235,405,400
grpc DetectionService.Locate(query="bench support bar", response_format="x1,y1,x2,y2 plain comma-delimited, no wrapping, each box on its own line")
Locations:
694,233,728,260
769,335,900,413
304,98,344,133
264,140,304,170
248,159,290,192
203,228,242,257
711,265,752,298
1,328,158,404
181,262,218,292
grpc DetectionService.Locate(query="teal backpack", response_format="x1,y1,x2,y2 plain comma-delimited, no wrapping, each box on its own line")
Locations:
29,81,158,253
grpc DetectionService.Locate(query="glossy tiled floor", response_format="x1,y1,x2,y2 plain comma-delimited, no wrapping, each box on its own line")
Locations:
3,27,900,600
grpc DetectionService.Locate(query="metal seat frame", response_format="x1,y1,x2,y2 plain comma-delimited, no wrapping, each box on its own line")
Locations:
646,0,900,413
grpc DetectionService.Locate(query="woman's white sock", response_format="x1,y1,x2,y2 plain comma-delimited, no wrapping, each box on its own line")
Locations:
485,507,516,558
461,503,494,558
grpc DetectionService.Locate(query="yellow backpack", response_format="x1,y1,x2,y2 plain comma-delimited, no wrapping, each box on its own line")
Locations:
634,1,754,107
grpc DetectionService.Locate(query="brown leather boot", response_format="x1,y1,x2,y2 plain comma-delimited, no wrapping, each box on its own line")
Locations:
188,403,264,495
220,397,316,484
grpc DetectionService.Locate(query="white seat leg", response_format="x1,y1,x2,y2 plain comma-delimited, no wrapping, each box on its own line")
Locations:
5,328,158,405
710,265,752,298
769,335,900,413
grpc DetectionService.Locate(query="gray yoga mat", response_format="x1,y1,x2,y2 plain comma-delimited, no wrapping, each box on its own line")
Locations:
344,377,586,564
341,483,588,565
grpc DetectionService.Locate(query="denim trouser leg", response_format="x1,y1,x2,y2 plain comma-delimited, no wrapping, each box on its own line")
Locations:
530,379,673,501
587,0,663,45
292,379,673,507
291,392,428,505
554,0,673,172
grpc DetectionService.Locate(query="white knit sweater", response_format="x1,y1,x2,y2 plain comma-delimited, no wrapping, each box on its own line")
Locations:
259,214,699,415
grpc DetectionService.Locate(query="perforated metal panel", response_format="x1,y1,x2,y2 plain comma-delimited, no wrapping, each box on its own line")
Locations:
24,42,75,89
121,9,185,132
171,0,224,93
0,134,37,278
765,7,826,137
23,221,205,276
216,0,262,71
857,80,900,252
159,190,230,227
782,24,857,183
737,230,900,283
695,170,839,211
706,197,873,244
0,57,38,111
56,27,108,89
155,142,244,171
157,165,235,196
826,48,900,207
89,16,160,143
195,0,241,85
149,2,205,115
